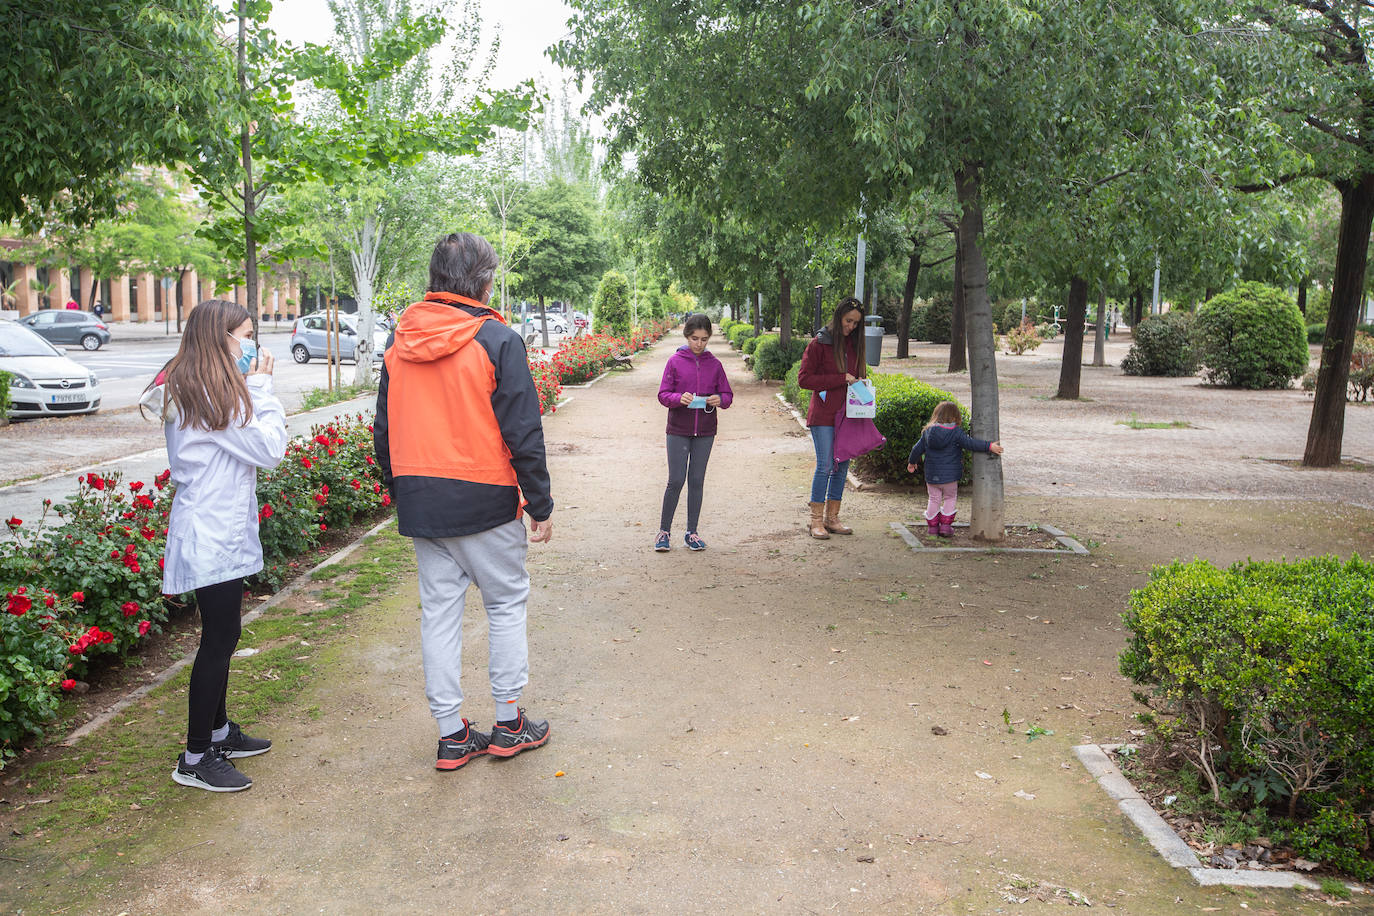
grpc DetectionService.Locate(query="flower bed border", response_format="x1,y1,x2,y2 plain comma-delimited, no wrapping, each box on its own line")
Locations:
889,520,1088,554
61,515,396,748
1073,743,1374,896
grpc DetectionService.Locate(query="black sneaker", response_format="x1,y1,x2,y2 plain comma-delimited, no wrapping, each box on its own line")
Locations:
488,709,550,758
172,746,252,793
436,720,491,771
211,721,272,759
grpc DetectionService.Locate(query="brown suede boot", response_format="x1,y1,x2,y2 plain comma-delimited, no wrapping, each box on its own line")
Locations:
824,500,853,535
808,502,831,539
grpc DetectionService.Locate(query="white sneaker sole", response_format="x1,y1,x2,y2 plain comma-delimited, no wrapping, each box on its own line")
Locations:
172,767,252,792
217,745,271,759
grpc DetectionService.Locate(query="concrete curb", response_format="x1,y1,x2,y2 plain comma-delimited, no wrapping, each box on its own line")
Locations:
1073,744,1373,896
890,520,1090,555
60,516,396,747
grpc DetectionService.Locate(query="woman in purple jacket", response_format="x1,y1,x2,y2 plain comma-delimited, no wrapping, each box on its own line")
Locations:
655,314,734,551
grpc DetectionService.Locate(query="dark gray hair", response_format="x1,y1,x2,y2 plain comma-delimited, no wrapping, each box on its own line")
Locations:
428,232,498,302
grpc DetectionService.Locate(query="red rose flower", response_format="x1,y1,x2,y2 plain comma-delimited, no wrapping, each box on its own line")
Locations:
5,516,20,528
129,481,144,492
71,591,84,603
351,479,361,490
319,523,327,531
158,557,165,571
301,457,313,469
7,593,31,616
381,494,391,507
137,620,151,636
61,679,76,691
85,472,106,490
121,601,139,617
43,595,55,608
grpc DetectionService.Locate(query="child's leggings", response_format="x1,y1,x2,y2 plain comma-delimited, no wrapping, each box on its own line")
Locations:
186,578,243,753
661,434,715,532
925,481,959,519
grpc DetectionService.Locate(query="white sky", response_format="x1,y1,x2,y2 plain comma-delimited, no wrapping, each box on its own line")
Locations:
265,0,581,95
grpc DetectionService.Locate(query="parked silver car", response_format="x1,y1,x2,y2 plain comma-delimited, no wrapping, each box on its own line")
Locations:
289,313,388,364
18,309,111,350
0,321,102,418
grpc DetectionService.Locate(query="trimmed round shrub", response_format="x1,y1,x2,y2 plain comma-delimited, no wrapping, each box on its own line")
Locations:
1193,282,1309,388
1121,554,1374,839
1121,311,1198,377
727,324,757,350
592,270,632,337
782,361,803,409
742,334,763,356
851,372,970,483
752,334,807,381
913,294,954,344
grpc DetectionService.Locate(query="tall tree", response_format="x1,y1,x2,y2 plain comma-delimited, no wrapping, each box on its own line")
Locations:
0,0,227,229
512,177,608,345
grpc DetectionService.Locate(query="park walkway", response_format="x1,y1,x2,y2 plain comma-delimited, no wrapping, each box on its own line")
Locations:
4,333,1371,914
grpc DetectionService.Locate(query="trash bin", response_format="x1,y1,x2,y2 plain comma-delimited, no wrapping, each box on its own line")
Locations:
864,315,884,366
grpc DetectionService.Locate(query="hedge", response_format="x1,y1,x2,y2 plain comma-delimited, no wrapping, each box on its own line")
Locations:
1122,311,1198,377
728,324,757,350
752,334,807,380
1121,555,1374,878
851,373,970,483
1193,282,1308,389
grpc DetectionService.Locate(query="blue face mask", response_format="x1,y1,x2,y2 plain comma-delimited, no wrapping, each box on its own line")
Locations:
234,336,257,375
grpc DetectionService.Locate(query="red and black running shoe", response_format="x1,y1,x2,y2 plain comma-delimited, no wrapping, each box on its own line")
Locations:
488,709,550,758
435,720,490,771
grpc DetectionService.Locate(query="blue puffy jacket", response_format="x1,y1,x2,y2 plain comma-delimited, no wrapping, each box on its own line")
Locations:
907,424,993,485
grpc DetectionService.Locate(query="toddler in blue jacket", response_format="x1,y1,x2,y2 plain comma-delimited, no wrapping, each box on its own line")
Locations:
906,401,1003,537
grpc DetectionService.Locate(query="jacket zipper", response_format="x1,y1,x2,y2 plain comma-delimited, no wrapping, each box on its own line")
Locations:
693,352,700,437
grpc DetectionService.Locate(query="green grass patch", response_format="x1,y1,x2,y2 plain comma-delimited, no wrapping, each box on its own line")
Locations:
0,527,415,908
1116,413,1192,430
299,381,376,412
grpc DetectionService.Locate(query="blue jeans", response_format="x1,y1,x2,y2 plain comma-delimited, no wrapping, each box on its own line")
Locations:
810,423,849,503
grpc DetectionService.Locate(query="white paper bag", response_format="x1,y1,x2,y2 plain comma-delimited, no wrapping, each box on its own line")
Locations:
845,379,876,418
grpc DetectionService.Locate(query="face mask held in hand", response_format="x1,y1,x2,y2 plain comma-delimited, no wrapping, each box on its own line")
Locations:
234,337,258,375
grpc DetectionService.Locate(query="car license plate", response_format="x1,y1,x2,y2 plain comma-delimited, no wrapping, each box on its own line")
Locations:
49,392,84,404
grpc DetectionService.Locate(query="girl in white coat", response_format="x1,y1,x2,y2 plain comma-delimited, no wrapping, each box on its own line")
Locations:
153,300,289,792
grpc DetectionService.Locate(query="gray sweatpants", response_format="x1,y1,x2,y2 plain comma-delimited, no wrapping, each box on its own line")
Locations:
413,518,531,737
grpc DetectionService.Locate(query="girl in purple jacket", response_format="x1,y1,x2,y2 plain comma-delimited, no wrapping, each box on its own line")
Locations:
655,314,734,551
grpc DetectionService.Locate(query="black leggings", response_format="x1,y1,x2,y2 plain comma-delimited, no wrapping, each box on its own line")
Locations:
186,578,244,753
660,434,715,532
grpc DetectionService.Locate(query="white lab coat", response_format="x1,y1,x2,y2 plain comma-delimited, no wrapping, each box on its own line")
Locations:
158,375,288,594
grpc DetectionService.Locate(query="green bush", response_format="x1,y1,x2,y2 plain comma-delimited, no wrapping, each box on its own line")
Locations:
1307,323,1326,345
742,334,763,356
1285,804,1374,882
782,362,803,409
913,294,954,344
752,334,807,381
1193,282,1309,388
592,270,633,337
1121,554,1374,850
1003,322,1043,355
851,373,970,483
727,324,757,350
0,594,75,764
1121,311,1199,377
1304,286,1330,327
0,370,11,418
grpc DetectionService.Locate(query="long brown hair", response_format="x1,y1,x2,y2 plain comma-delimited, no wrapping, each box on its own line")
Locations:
827,297,866,376
162,299,253,430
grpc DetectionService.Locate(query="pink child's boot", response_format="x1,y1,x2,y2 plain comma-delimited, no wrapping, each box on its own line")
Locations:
926,516,940,535
938,513,955,538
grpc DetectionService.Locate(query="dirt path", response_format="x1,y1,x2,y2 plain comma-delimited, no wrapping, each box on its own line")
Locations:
5,334,1374,914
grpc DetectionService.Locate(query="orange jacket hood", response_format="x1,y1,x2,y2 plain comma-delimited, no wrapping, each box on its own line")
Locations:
391,293,506,364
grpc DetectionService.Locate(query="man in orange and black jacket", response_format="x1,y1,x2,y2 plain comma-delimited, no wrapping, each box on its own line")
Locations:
374,232,554,772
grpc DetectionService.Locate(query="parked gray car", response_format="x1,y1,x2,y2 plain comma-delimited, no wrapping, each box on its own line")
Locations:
289,313,387,364
18,309,111,350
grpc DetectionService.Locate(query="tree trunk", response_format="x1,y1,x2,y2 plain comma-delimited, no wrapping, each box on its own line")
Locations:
238,1,258,341
1304,174,1374,466
1056,276,1089,399
351,212,381,386
948,234,967,373
539,293,549,348
777,265,792,347
954,164,1004,542
1296,277,1308,316
1132,288,1144,326
1093,285,1106,367
898,236,923,359
752,291,761,334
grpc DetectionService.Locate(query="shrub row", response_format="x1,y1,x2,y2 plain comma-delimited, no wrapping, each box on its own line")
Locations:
1122,311,1198,377
751,334,807,381
0,413,388,766
1121,554,1374,879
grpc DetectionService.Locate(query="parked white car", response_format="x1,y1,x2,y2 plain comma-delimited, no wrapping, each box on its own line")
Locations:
290,313,389,364
520,314,570,343
0,320,102,418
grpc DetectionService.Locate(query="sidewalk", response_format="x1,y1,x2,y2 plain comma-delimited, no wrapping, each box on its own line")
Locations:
0,394,377,523
3,333,1370,913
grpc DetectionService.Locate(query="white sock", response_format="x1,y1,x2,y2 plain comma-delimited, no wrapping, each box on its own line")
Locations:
184,750,204,765
495,699,519,725
210,723,230,742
